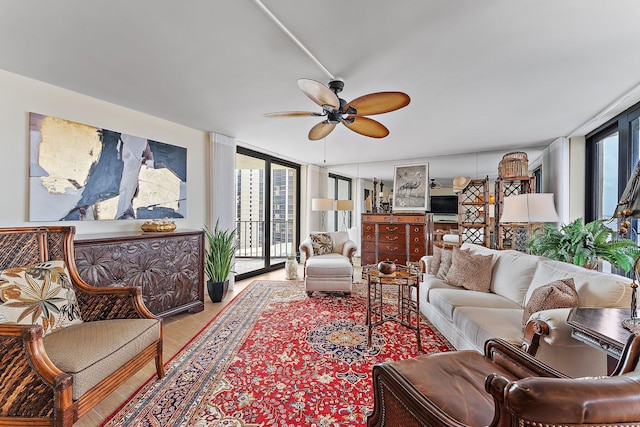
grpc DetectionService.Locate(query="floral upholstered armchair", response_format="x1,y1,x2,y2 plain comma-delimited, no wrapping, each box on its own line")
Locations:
299,231,357,267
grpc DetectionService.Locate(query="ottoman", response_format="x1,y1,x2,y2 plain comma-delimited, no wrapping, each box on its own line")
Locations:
304,255,353,296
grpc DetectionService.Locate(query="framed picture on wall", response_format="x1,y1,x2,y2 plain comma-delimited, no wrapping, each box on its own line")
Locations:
392,163,429,211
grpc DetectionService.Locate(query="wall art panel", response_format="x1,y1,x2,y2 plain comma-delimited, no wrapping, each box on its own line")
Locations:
29,112,187,221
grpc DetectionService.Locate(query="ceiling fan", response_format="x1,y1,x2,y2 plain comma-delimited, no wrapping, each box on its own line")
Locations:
264,79,410,140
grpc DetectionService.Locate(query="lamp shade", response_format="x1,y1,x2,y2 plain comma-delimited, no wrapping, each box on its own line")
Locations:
311,198,334,211
500,193,559,223
336,199,354,211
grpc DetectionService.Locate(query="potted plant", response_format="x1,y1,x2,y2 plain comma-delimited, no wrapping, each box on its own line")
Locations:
203,220,237,302
526,217,640,273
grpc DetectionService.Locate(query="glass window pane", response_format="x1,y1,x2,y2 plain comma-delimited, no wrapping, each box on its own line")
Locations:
596,131,619,220
270,163,297,265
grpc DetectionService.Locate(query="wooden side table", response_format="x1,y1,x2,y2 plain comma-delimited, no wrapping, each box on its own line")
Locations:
567,307,633,373
363,264,421,351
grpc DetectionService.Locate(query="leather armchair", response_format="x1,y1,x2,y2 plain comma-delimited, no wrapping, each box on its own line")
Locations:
368,335,640,426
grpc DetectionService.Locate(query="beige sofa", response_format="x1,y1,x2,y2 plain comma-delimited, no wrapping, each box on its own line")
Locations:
419,243,632,377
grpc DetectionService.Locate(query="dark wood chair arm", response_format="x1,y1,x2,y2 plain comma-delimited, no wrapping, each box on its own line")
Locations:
0,324,72,419
74,285,155,321
521,318,550,356
66,255,156,321
484,338,568,379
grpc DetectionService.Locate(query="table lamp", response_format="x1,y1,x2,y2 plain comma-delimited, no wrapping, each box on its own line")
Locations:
336,199,354,231
499,193,560,252
312,198,334,231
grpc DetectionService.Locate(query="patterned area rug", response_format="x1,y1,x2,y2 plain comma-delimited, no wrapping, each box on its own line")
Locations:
102,280,453,426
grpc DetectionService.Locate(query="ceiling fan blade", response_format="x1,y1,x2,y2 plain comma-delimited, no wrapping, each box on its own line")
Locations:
263,111,323,118
298,79,340,110
343,116,389,138
308,121,336,140
345,92,410,116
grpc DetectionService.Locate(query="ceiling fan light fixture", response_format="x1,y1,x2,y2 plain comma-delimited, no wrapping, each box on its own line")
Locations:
266,78,410,140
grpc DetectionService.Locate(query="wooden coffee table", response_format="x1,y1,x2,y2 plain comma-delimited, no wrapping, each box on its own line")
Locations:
363,264,421,351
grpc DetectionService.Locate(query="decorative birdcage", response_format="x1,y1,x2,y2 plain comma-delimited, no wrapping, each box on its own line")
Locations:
498,151,529,179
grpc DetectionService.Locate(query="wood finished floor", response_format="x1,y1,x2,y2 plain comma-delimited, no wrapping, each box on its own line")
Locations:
74,268,292,426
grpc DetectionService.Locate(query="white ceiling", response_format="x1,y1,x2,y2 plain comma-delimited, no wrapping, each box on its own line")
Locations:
1,0,640,183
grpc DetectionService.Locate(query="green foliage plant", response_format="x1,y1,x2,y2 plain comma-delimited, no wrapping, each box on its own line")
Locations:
526,217,640,274
203,220,237,282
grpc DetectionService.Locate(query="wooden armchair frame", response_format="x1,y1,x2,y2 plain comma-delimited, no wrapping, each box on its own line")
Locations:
0,226,164,427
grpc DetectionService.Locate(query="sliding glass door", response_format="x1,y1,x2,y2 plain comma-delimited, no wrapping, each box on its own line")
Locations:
235,147,300,279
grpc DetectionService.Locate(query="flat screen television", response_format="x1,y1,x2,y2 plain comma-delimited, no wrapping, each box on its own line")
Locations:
430,195,458,214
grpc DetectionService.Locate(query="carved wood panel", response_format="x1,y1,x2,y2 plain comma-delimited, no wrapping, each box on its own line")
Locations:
74,230,204,317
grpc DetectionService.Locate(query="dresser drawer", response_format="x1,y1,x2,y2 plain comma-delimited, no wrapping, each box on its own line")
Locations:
377,252,403,264
363,223,376,233
379,224,404,234
361,252,377,266
362,241,377,252
408,245,426,261
379,232,407,244
362,231,376,241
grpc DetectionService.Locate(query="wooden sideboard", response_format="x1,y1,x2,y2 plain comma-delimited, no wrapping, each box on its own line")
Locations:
74,229,205,317
361,213,432,266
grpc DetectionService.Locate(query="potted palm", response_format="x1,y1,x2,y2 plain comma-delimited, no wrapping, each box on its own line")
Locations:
203,220,237,302
526,218,640,273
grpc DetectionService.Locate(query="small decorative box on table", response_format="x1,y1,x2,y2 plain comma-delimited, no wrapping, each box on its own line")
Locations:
363,264,422,351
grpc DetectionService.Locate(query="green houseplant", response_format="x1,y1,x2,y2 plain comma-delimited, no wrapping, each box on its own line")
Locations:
526,217,640,273
203,220,237,302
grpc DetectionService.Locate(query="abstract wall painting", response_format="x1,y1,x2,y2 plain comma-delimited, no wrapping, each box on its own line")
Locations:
29,112,187,221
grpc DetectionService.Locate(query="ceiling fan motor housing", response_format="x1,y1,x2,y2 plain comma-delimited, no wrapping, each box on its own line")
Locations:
328,79,344,94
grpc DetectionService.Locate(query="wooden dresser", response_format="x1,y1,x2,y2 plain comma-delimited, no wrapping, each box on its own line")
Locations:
361,213,432,266
74,229,205,317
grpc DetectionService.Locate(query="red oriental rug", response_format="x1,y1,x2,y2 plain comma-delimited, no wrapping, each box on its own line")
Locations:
102,280,453,426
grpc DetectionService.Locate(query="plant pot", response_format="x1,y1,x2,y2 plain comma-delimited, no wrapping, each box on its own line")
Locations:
207,279,229,303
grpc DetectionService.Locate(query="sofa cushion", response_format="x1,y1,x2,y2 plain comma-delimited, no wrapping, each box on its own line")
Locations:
43,318,160,400
429,288,522,321
0,260,83,336
453,307,525,349
445,247,493,292
462,243,538,306
526,260,631,308
420,276,459,303
328,231,349,254
522,278,579,328
429,246,443,275
310,233,333,255
437,247,462,280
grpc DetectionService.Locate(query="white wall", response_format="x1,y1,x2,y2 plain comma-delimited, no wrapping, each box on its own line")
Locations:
0,69,208,235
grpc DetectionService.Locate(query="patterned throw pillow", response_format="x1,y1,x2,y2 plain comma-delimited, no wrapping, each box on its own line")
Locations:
522,278,578,328
0,260,83,336
310,233,333,256
445,247,493,291
436,247,460,280
428,246,443,276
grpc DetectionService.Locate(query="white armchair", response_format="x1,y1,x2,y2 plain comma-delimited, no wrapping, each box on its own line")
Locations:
299,231,357,296
299,231,357,267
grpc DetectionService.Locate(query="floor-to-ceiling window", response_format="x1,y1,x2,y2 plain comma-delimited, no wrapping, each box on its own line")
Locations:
328,173,352,232
235,147,300,279
586,101,640,240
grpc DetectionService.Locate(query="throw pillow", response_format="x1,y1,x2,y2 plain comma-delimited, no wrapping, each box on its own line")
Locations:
445,247,493,291
436,247,461,280
522,278,579,328
428,246,443,276
310,233,333,256
0,260,83,335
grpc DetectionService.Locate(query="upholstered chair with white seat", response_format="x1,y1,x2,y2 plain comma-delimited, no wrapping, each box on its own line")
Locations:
299,231,357,296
